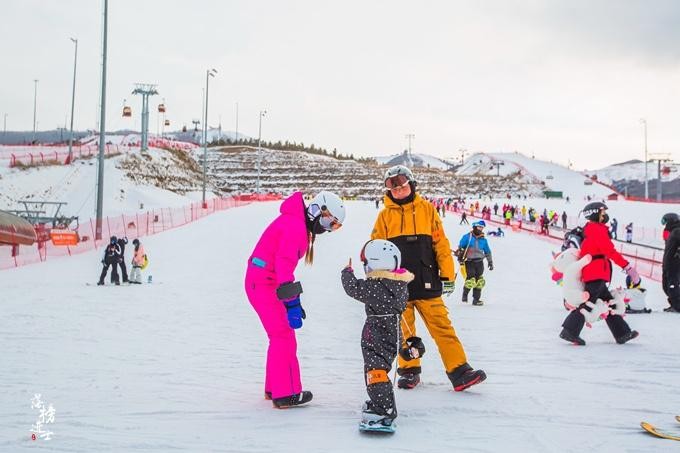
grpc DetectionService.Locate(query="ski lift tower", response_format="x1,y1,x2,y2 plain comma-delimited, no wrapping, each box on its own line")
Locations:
650,153,672,201
491,159,505,176
132,83,158,152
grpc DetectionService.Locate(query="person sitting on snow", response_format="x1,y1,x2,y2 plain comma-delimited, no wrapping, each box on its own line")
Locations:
487,227,504,237
341,240,415,430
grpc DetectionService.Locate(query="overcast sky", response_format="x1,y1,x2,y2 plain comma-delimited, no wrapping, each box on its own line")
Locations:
2,0,680,169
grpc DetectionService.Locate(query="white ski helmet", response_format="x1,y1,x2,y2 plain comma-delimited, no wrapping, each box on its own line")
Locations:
307,191,346,232
361,239,401,272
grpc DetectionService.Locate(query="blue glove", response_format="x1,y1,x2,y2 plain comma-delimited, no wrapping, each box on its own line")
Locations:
283,297,306,329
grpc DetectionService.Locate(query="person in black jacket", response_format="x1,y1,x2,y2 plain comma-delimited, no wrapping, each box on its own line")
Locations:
661,213,680,312
116,236,129,283
98,236,122,285
341,239,415,430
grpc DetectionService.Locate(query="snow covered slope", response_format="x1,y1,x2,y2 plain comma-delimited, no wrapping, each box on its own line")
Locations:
0,148,208,219
458,152,614,201
375,152,455,170
591,160,680,186
1,201,677,452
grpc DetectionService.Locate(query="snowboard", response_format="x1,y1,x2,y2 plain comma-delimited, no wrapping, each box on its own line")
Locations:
87,280,158,286
359,421,396,434
640,416,680,441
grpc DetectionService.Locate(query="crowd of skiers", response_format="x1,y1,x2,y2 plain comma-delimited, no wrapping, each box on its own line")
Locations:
98,236,148,285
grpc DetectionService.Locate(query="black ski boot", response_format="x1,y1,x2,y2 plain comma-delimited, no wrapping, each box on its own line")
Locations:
447,363,486,392
559,328,586,346
272,391,313,408
97,281,105,286
472,299,484,306
397,372,420,389
616,330,639,344
664,306,680,313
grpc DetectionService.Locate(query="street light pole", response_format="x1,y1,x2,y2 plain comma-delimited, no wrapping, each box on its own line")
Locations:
202,69,217,208
3,114,6,140
95,0,108,240
68,38,78,163
405,133,415,166
235,102,239,144
32,79,39,143
640,118,648,199
257,110,267,194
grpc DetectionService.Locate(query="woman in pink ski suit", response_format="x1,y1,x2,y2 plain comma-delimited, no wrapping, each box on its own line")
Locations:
245,191,345,408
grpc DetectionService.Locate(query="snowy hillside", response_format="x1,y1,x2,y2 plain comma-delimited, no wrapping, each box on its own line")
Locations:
458,152,614,201
0,147,209,219
205,146,542,199
375,152,456,170
591,160,680,186
2,200,678,452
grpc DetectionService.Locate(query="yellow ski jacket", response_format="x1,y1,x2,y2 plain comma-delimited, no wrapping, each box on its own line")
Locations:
371,193,455,300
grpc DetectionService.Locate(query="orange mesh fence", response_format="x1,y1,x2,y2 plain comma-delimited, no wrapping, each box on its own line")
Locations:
446,204,663,282
0,194,282,270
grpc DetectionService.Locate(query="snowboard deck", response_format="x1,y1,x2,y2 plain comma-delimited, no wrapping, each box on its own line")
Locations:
87,281,157,286
640,420,680,441
359,421,395,434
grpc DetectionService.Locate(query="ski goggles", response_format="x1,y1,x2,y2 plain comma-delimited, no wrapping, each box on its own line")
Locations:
385,174,410,190
320,212,342,231
309,203,343,231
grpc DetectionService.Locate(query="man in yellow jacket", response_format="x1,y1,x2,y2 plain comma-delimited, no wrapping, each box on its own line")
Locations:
372,165,486,391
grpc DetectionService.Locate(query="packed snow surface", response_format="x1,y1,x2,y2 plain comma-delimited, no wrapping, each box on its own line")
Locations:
2,200,678,452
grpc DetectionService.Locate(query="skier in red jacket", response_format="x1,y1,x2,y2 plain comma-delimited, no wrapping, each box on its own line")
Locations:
560,202,641,345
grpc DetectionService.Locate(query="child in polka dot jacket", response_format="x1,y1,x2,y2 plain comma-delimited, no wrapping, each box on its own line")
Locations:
341,239,420,429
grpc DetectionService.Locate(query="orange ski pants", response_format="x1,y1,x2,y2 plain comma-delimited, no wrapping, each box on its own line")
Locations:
398,297,468,374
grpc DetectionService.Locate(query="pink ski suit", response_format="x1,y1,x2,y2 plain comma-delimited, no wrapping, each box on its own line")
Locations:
244,192,310,399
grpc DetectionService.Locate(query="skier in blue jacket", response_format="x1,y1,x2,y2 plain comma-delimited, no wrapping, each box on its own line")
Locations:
455,220,493,305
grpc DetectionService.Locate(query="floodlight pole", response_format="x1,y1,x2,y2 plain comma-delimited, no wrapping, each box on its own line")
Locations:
405,133,415,166
202,69,217,208
235,102,239,144
32,79,39,143
640,118,648,200
67,38,78,164
257,110,267,193
95,0,108,240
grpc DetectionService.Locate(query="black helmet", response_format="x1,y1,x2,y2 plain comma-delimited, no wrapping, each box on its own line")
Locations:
582,202,608,222
661,213,679,226
110,235,118,244
132,238,140,246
